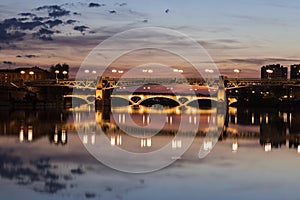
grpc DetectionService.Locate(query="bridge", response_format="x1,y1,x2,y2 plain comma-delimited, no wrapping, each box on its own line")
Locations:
22,77,300,107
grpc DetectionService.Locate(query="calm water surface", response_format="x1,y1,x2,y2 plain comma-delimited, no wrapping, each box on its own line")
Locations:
0,105,300,200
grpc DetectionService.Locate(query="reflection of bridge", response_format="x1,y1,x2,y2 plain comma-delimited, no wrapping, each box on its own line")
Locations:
111,94,220,107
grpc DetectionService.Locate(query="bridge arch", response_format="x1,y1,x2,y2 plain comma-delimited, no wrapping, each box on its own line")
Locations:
139,96,180,107
64,94,95,105
185,98,218,109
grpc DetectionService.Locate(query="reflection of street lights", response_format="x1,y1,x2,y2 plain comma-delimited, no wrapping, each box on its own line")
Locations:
55,70,59,83
266,69,273,80
62,70,68,80
232,138,238,152
265,142,272,152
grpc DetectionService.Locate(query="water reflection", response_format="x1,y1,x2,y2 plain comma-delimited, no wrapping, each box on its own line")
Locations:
1,106,300,153
1,105,300,198
227,107,300,152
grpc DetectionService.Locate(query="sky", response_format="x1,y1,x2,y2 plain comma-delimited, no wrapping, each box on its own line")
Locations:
1,0,300,78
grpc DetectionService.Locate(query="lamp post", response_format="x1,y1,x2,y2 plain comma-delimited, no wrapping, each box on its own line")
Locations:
20,70,25,85
111,69,124,77
173,68,183,73
62,71,68,80
266,69,273,80
233,69,240,85
205,69,214,86
142,69,153,77
233,69,240,79
55,70,59,83
29,71,35,80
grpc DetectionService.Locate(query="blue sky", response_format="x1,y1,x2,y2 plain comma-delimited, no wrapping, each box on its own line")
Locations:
0,0,300,77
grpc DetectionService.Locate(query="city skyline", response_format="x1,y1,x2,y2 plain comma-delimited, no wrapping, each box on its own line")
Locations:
1,0,300,78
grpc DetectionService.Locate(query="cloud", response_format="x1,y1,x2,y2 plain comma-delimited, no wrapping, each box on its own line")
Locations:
74,25,89,32
228,14,285,26
73,12,81,16
32,28,54,41
0,25,26,43
18,12,37,17
35,5,70,18
88,3,103,8
36,28,54,35
198,39,246,50
228,58,300,65
25,54,38,58
45,19,63,28
33,16,48,21
115,2,127,6
66,19,77,24
49,9,70,18
2,18,44,30
3,61,14,65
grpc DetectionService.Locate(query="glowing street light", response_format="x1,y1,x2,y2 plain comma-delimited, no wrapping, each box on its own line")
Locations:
55,70,59,83
233,69,240,80
29,71,35,80
205,69,214,73
266,69,273,79
112,69,124,74
62,70,68,79
173,68,183,73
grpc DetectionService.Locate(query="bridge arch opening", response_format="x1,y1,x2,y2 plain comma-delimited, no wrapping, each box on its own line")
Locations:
111,97,132,107
140,97,180,107
131,96,142,103
186,99,217,109
65,96,89,107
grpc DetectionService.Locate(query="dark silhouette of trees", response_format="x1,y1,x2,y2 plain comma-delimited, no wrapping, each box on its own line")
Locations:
49,63,69,79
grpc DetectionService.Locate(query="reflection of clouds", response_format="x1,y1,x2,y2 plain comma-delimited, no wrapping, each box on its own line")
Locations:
0,150,87,194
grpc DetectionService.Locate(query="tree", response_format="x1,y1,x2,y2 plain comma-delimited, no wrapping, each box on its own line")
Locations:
49,63,69,79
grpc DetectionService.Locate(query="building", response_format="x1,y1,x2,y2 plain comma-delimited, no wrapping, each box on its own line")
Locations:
0,67,50,86
261,64,287,79
290,64,300,79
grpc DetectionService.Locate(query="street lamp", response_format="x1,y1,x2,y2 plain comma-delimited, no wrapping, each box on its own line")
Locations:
62,71,68,80
266,69,273,80
111,69,124,77
173,69,183,73
55,70,59,83
20,70,25,84
142,69,153,81
29,71,35,80
233,69,240,78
